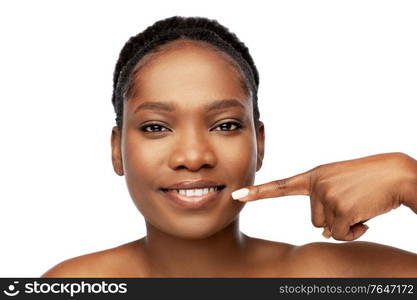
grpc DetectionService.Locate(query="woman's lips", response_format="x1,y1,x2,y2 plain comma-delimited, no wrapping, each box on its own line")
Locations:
160,186,225,209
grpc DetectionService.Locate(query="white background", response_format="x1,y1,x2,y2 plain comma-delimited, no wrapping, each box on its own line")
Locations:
1,0,416,277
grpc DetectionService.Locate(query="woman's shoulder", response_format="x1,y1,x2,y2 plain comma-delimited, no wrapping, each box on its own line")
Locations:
41,239,147,278
245,237,417,277
286,240,417,277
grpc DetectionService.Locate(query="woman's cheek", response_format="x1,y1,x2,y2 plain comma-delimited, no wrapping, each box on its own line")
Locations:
220,134,257,185
123,137,166,209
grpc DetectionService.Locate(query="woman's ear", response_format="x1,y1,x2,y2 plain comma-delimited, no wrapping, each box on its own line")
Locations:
255,121,265,172
111,126,124,176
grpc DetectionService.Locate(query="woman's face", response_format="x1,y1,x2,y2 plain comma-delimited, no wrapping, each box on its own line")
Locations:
111,40,264,239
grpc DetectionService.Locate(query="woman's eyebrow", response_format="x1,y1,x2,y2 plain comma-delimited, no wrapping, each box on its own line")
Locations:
134,99,245,114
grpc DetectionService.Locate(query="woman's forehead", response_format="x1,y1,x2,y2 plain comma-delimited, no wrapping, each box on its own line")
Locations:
125,41,250,113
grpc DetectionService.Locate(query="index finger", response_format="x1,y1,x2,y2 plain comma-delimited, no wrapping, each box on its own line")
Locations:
231,171,311,202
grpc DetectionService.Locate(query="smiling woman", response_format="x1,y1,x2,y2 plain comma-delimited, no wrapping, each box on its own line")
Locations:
41,16,417,278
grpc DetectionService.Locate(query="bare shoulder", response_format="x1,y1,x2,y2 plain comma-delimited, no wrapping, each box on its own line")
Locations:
41,239,148,278
288,241,417,277
243,236,296,276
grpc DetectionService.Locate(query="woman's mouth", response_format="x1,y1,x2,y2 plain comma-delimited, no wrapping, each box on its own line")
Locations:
160,185,226,209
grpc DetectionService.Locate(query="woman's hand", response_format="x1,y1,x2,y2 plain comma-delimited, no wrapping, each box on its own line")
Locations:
232,152,417,241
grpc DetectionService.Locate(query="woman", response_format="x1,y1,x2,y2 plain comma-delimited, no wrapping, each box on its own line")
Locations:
42,16,417,277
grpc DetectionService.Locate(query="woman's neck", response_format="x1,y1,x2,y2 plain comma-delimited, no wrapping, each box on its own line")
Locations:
142,218,250,276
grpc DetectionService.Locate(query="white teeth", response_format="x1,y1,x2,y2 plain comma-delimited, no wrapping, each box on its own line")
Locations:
171,187,220,198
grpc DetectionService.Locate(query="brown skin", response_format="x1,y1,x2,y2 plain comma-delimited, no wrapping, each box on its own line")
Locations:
42,40,417,277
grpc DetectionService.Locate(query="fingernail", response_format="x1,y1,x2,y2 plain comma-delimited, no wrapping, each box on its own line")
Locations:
364,224,369,231
231,188,249,200
322,228,331,239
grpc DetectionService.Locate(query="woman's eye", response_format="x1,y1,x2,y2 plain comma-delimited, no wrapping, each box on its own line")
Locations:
213,122,242,131
140,122,242,134
140,124,169,133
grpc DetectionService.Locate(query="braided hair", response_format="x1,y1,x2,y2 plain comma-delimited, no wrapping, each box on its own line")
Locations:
111,16,260,128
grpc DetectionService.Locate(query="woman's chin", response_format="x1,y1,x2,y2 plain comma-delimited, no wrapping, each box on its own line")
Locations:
163,224,224,240
153,216,237,240
142,199,244,240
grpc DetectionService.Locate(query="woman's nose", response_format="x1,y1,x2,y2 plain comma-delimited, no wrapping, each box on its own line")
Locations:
168,129,217,171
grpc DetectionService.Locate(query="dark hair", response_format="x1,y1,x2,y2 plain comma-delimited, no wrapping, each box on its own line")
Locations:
111,16,260,128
